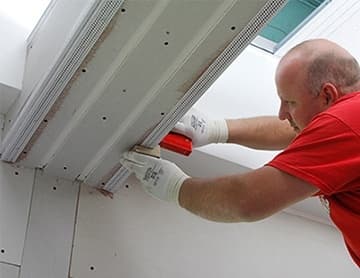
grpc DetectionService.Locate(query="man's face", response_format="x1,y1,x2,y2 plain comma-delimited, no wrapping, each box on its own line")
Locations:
277,87,322,133
275,57,324,133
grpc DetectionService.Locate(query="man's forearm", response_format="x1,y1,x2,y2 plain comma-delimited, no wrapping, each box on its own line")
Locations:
177,166,317,223
178,176,252,223
226,116,296,150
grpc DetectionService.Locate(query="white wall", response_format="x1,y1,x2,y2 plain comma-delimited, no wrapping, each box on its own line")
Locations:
70,174,359,277
0,162,78,278
0,163,33,266
20,171,79,278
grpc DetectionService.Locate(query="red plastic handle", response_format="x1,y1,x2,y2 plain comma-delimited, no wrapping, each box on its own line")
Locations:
160,132,192,156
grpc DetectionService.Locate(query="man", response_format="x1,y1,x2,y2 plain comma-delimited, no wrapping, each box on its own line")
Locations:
121,39,360,267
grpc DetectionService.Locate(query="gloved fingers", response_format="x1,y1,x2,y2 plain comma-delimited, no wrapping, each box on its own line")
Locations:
188,107,206,121
120,157,144,173
121,150,189,204
121,151,148,171
174,107,204,130
121,151,164,172
172,122,187,135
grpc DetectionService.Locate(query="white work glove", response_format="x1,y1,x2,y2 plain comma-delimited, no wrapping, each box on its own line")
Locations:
173,107,228,147
120,151,189,205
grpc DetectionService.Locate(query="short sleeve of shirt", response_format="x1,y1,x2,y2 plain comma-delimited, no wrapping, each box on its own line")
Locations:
267,114,360,195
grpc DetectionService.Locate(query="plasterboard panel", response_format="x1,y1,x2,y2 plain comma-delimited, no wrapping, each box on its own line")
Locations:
0,163,34,266
81,0,254,184
18,0,158,170
20,0,275,185
20,171,79,278
0,263,20,278
70,179,358,277
25,0,214,175
1,0,124,162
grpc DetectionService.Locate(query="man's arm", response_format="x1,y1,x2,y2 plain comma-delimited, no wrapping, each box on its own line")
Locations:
173,108,296,150
179,166,318,222
226,116,296,150
121,152,319,223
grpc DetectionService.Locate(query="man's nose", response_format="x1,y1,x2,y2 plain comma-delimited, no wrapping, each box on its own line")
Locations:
278,103,288,121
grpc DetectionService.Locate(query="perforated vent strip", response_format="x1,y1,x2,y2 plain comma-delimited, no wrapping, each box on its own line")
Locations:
104,0,288,192
1,1,124,161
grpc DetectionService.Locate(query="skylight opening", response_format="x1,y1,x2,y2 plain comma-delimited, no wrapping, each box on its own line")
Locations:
252,0,331,53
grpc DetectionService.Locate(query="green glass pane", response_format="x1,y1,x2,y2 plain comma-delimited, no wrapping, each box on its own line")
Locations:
260,0,327,43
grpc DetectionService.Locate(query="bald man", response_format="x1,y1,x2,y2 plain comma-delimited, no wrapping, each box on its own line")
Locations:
121,39,360,267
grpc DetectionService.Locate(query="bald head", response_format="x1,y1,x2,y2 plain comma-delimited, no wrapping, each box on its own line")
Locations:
277,39,360,96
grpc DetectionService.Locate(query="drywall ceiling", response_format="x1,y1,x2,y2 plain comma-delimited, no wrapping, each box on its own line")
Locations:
1,0,286,190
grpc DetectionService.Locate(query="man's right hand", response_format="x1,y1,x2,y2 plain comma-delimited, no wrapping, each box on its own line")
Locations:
173,108,228,147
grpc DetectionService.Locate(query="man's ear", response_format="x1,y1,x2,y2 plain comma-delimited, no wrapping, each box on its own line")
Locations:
319,82,340,106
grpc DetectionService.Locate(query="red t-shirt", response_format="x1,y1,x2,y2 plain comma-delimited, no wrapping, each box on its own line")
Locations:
268,92,360,267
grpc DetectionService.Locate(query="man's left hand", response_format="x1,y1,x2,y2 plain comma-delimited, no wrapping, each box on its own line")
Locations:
120,151,189,204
